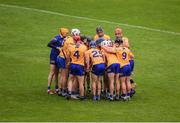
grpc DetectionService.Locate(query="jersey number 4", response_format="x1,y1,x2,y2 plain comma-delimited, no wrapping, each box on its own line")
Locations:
74,51,80,59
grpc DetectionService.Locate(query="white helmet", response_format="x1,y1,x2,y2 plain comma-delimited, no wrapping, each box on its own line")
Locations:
101,40,112,47
71,28,80,36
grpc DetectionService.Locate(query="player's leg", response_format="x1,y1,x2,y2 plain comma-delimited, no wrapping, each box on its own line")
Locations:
60,68,68,96
91,73,98,101
47,64,56,94
47,52,59,94
77,75,85,99
124,65,132,100
54,66,59,93
125,76,131,100
56,56,67,95
96,63,106,100
97,75,102,100
115,64,121,100
107,73,115,101
91,63,105,100
76,64,86,100
86,72,91,93
115,73,120,100
67,74,75,99
121,65,131,101
120,76,127,101
67,63,76,99
129,59,136,97
71,77,79,99
130,79,136,97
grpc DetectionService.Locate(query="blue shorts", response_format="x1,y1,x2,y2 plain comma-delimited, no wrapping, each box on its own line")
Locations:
50,52,58,65
70,64,85,76
120,65,131,77
106,63,120,74
92,63,106,76
56,56,66,69
129,60,134,72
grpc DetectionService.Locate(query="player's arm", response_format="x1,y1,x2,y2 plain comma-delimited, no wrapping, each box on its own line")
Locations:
102,51,106,62
129,52,134,59
123,37,129,48
129,49,134,59
66,46,71,67
47,38,60,50
101,46,116,54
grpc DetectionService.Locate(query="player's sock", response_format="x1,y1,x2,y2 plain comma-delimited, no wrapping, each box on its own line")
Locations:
121,93,126,97
126,93,131,100
93,95,96,101
130,89,135,97
121,93,127,101
58,88,62,96
126,92,130,97
80,96,86,101
115,95,120,100
62,89,67,96
66,91,72,100
55,85,58,90
55,85,59,93
109,95,113,101
48,86,51,90
96,95,100,101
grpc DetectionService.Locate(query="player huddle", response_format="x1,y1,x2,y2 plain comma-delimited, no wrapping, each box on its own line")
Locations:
47,26,136,101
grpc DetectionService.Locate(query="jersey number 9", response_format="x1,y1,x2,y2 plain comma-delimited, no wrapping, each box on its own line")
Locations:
122,52,127,60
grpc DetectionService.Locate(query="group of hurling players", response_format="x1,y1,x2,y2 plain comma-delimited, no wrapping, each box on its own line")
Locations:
47,26,137,101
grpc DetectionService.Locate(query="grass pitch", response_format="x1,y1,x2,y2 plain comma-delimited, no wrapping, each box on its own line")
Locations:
0,0,180,121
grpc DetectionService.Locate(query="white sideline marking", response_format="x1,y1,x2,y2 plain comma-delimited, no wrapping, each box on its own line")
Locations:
0,3,180,36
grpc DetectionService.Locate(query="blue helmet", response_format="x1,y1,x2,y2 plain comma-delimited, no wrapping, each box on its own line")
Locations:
89,41,97,48
96,37,105,45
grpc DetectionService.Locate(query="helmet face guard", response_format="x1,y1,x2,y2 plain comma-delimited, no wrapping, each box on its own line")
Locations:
73,35,81,42
101,40,112,47
71,29,80,36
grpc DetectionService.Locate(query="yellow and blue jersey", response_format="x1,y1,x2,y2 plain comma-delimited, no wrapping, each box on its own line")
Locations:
69,43,88,66
86,48,104,66
94,34,111,41
113,47,133,68
102,49,119,67
59,36,74,59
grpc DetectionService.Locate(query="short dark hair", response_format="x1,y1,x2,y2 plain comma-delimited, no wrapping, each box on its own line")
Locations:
80,35,92,43
115,37,123,44
96,26,103,33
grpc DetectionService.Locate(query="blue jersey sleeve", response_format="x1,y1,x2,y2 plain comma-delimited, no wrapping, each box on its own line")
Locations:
54,35,64,47
47,34,63,49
